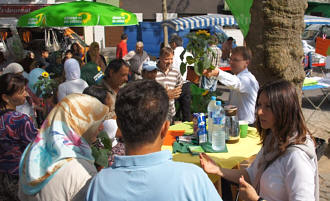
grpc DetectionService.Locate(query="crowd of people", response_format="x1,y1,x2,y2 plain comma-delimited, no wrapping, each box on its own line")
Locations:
0,32,319,201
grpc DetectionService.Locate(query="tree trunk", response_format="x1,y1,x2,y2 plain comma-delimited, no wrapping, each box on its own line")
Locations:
245,0,308,98
162,0,169,47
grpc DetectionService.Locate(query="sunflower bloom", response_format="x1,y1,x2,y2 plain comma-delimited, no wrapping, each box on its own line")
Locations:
196,30,210,36
42,72,49,78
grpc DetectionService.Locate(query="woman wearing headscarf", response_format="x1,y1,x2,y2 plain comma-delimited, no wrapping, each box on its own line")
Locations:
0,73,38,201
19,93,109,201
57,58,88,102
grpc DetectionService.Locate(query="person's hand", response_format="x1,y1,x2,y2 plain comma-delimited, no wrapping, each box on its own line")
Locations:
167,85,182,99
199,153,223,176
203,68,219,78
239,176,259,201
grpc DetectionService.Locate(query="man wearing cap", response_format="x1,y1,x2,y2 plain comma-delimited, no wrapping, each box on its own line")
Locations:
142,61,158,80
123,41,150,81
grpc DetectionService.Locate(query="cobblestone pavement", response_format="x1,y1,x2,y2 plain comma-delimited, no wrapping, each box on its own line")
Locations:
302,89,330,201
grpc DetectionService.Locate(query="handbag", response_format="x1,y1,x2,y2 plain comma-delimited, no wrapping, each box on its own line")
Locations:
45,29,60,52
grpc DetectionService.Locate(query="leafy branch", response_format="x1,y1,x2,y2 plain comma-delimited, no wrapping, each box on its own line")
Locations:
180,30,216,76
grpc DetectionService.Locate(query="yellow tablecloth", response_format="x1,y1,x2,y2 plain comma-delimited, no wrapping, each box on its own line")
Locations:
162,123,262,182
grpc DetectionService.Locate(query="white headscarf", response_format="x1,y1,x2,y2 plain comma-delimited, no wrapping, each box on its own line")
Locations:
64,58,80,81
3,62,24,74
103,119,118,147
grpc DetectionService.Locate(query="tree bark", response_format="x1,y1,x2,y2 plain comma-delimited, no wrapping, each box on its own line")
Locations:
246,0,308,98
162,0,169,47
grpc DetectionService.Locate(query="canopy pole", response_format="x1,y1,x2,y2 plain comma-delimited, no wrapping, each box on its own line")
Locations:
162,0,168,47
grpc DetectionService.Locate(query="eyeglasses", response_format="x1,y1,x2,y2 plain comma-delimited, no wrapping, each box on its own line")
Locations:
229,58,246,62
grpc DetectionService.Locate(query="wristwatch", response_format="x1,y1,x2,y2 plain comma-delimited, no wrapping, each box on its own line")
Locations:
257,197,265,201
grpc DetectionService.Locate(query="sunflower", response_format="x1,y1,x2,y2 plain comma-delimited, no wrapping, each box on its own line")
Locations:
41,72,49,78
196,30,210,37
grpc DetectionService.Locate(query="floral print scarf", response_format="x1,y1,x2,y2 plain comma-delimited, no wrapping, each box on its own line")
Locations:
19,94,108,195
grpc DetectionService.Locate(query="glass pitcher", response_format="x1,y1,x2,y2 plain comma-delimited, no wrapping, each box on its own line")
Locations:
224,105,240,143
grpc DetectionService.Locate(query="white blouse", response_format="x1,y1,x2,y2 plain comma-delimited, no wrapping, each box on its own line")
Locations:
247,146,317,201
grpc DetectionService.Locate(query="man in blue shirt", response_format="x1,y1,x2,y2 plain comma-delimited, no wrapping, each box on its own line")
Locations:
86,80,222,201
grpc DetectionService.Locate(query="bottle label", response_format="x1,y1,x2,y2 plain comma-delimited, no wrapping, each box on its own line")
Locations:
213,117,224,124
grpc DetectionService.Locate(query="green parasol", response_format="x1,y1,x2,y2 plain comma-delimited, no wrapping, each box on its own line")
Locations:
17,1,138,27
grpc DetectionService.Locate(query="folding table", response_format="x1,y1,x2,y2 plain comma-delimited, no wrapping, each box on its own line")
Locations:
302,77,330,122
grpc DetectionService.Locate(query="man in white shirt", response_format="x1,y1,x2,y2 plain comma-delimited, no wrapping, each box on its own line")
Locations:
203,46,259,124
169,35,192,121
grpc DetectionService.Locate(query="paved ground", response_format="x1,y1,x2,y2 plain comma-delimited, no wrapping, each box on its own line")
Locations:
302,76,330,201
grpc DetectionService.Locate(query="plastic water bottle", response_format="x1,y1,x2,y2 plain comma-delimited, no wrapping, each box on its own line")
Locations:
212,101,226,151
207,96,217,142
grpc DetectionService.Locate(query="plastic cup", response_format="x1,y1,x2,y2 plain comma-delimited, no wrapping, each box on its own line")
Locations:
239,120,249,138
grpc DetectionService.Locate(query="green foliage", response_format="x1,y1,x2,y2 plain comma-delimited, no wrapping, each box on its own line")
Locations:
190,83,222,113
91,131,112,168
180,30,216,76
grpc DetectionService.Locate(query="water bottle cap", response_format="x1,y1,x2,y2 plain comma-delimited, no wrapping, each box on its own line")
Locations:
216,101,222,105
211,96,216,100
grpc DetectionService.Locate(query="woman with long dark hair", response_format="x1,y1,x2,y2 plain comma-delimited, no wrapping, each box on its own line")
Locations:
70,42,83,59
0,73,38,201
200,80,318,201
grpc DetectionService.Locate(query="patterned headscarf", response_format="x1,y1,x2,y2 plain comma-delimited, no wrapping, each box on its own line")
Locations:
19,94,108,195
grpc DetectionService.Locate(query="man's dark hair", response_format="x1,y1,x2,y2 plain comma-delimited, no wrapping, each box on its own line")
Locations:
227,37,234,41
121,33,128,40
169,35,183,46
41,49,49,53
65,50,73,55
115,80,169,146
104,59,129,80
83,85,108,104
232,46,252,61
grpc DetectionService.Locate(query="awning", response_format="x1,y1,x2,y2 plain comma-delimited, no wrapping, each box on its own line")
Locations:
304,15,330,25
162,14,330,32
162,14,237,31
